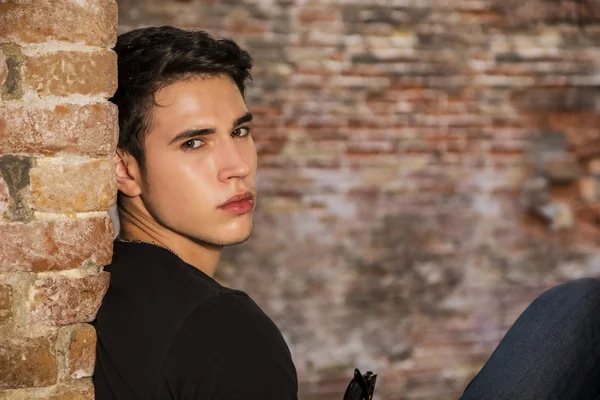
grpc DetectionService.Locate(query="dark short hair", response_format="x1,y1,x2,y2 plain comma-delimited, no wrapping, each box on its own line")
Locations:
111,26,254,172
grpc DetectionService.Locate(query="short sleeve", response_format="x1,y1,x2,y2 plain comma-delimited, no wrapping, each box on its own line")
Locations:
160,293,298,400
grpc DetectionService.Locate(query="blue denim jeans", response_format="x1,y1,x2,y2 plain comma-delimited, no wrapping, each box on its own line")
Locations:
461,278,600,400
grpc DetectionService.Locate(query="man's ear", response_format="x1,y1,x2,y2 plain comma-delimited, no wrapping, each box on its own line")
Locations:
113,148,143,198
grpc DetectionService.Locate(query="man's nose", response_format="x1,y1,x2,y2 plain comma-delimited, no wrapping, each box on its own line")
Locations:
216,138,252,182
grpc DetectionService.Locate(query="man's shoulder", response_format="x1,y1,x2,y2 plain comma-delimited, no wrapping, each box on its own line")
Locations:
100,241,226,319
161,291,298,398
164,290,293,365
175,290,283,341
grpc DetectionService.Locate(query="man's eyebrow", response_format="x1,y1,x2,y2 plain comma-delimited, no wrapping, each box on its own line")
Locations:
167,112,253,146
232,112,253,129
168,127,216,146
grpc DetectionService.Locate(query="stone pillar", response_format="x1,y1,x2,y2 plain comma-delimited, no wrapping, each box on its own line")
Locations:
0,1,118,398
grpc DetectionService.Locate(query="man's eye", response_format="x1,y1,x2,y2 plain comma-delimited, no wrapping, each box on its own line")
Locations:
182,139,203,150
232,127,251,137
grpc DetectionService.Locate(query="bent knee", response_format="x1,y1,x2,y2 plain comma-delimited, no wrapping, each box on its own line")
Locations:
533,278,600,322
553,277,600,302
569,277,600,293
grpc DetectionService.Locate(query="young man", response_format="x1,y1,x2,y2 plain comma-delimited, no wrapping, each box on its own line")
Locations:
93,26,297,399
94,25,600,400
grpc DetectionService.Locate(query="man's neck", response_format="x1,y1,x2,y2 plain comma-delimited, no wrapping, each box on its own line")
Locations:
117,205,221,277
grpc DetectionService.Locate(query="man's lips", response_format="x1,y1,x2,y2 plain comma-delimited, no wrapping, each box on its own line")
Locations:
218,192,255,214
219,191,254,208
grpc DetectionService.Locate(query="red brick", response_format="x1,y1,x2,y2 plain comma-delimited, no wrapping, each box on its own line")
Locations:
23,50,117,97
0,285,12,324
589,159,600,175
29,271,110,326
0,379,94,399
68,327,96,379
224,17,267,35
57,324,97,380
0,174,10,220
0,155,33,223
30,158,117,213
499,1,594,28
47,380,94,400
511,88,597,112
541,157,583,184
0,337,58,389
0,43,24,101
298,7,339,22
0,216,113,272
579,176,598,202
0,50,7,93
0,1,117,47
0,103,118,157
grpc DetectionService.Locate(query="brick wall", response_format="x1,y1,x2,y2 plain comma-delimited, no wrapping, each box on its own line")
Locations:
118,0,600,399
0,0,588,399
0,1,118,398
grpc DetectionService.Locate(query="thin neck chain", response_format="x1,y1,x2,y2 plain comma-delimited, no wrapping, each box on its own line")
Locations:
116,238,180,258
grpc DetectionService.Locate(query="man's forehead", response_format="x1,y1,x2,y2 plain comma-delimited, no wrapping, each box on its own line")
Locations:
154,75,243,107
150,76,248,129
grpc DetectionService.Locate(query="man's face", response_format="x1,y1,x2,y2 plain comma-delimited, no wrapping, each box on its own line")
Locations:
140,74,257,247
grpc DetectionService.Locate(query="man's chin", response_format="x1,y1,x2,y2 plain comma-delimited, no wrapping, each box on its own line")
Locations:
226,232,252,246
194,228,253,248
222,219,253,246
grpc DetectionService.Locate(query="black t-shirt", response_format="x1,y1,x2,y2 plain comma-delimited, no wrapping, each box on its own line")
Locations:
93,240,298,400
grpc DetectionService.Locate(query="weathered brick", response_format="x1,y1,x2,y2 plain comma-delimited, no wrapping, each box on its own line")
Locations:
30,158,116,213
496,0,600,28
0,155,34,223
511,88,597,111
0,175,10,221
57,324,97,380
0,216,113,272
541,157,583,183
298,7,338,22
224,10,268,35
0,103,118,157
29,271,110,326
0,44,24,101
589,159,600,175
23,50,117,97
0,1,117,47
0,337,58,389
0,285,12,324
579,177,596,202
0,0,119,396
49,380,94,400
0,51,6,95
0,379,93,400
